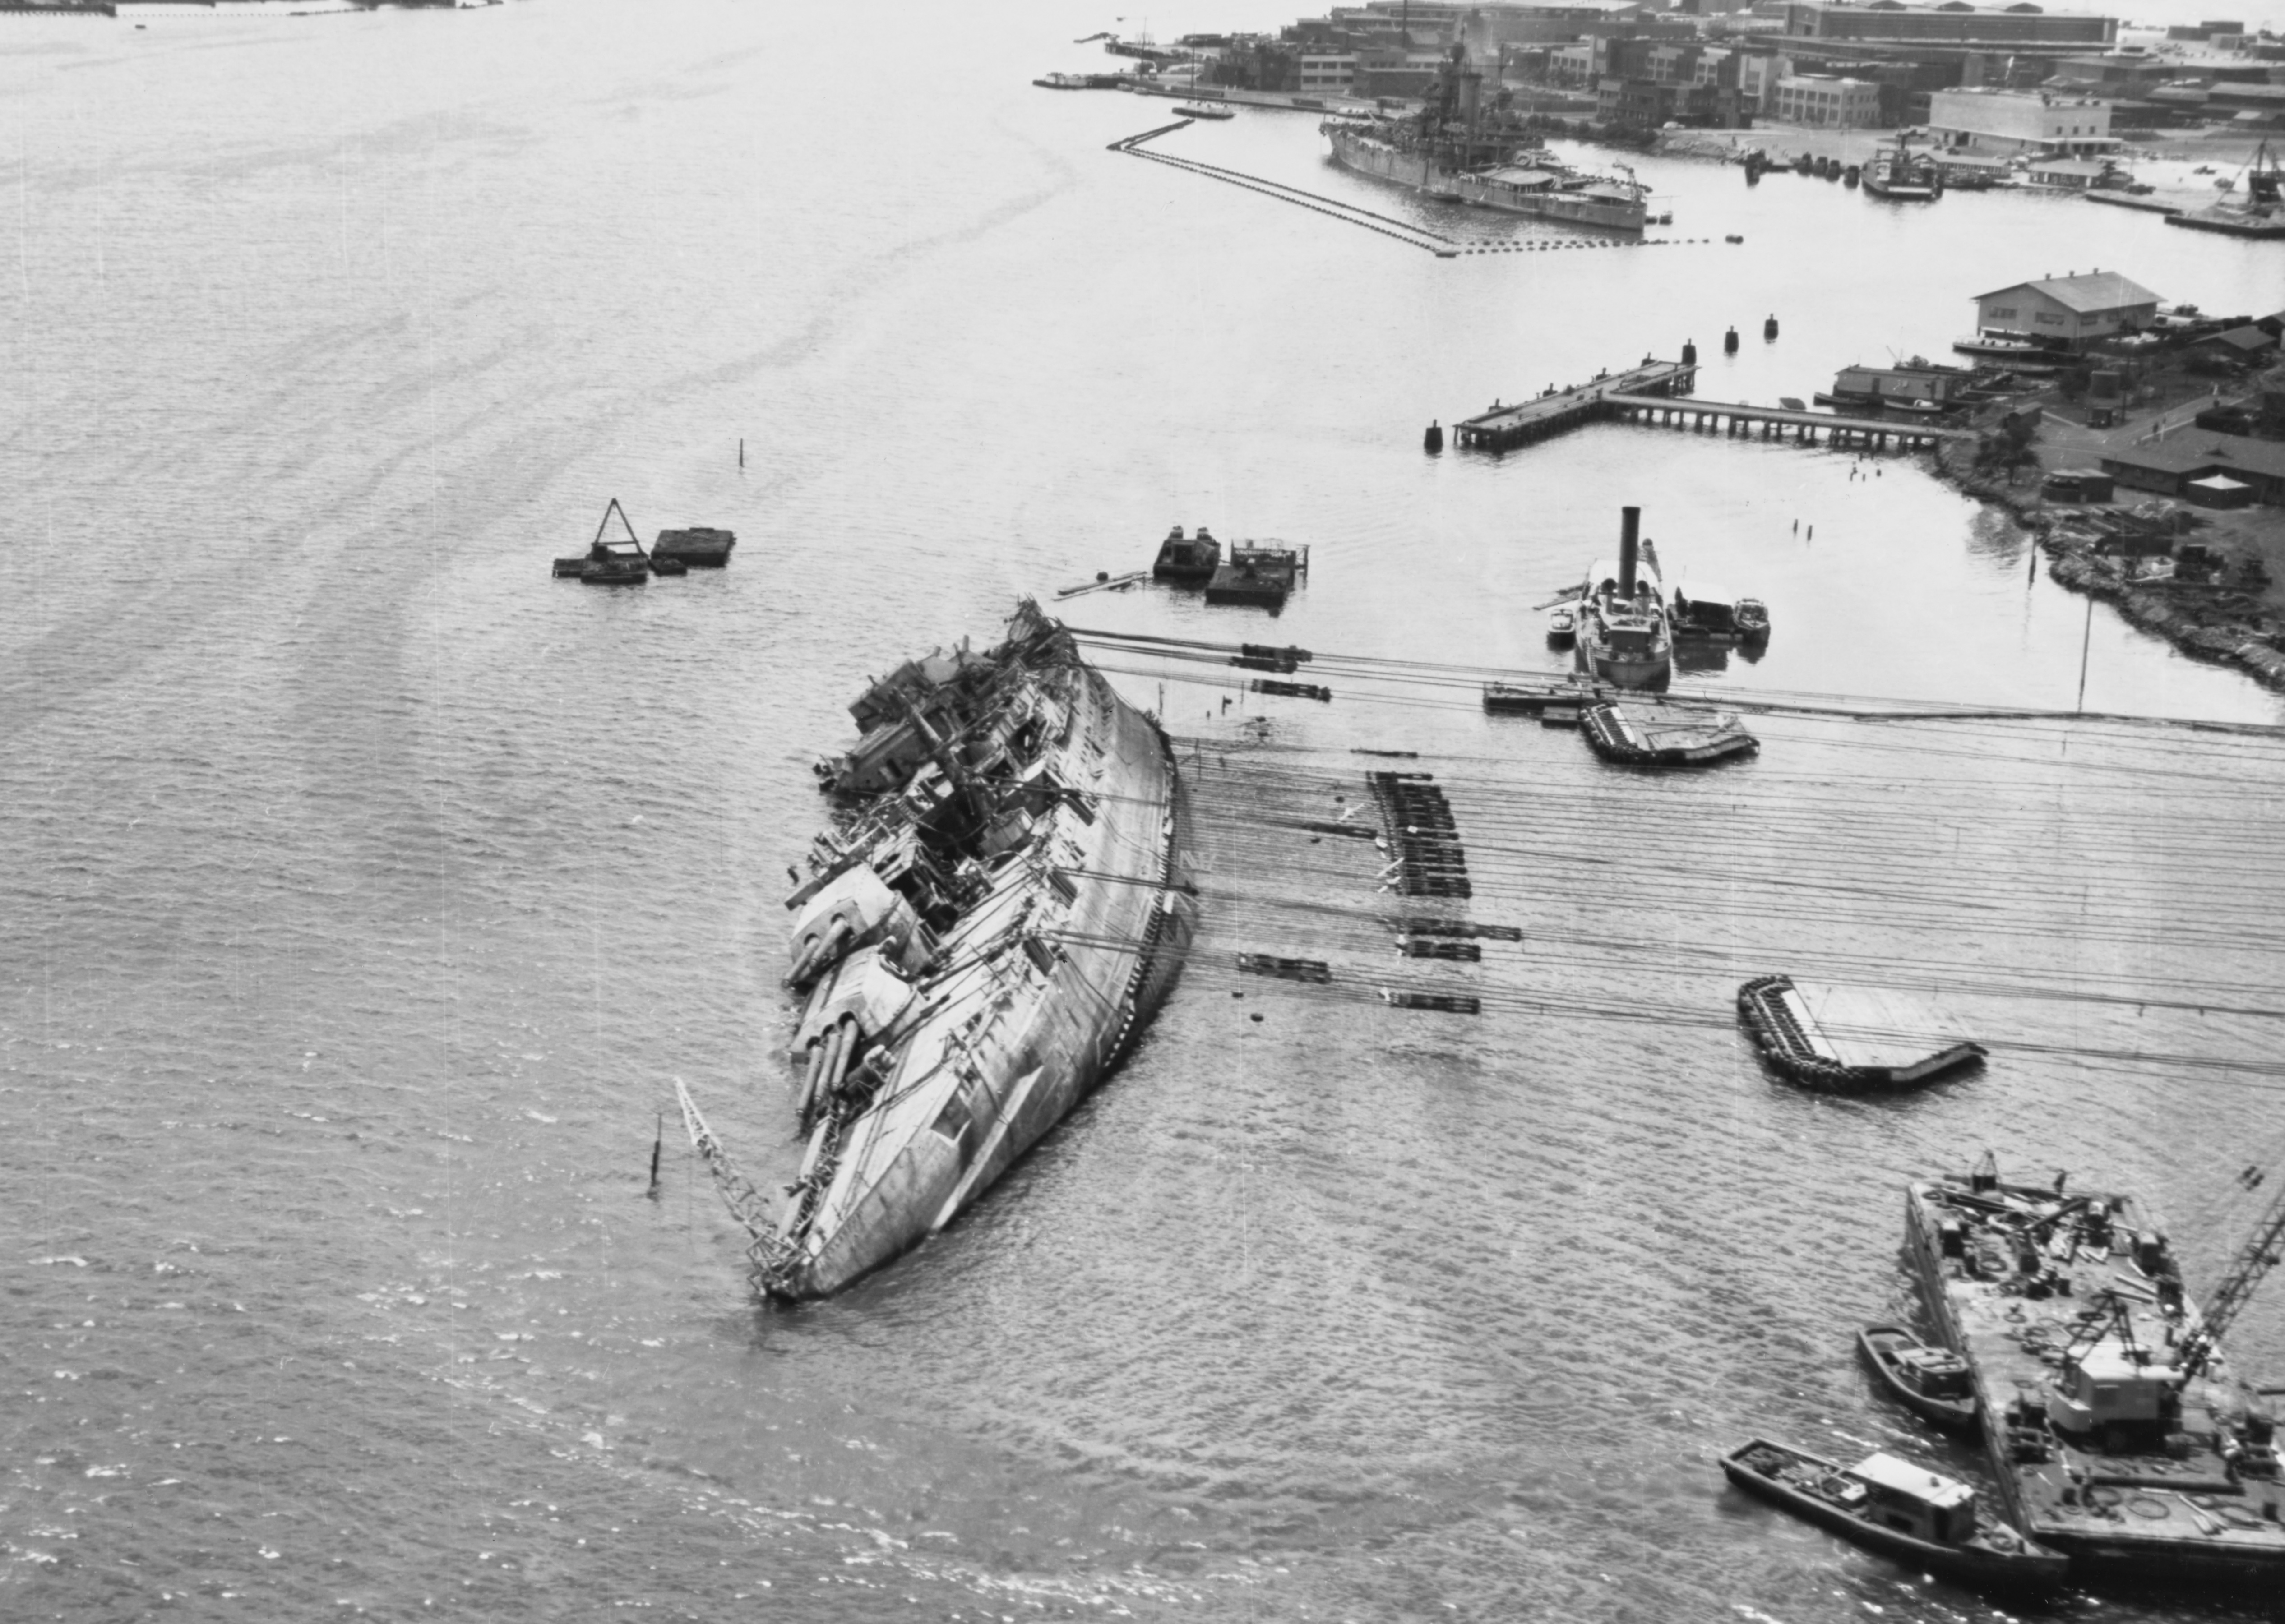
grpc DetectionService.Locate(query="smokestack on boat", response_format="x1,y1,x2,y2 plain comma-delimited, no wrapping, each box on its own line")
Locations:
1619,506,1641,598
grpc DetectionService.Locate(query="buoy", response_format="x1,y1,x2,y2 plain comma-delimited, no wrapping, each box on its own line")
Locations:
1424,420,1444,453
1763,314,1779,341
1724,327,1739,355
1681,339,1698,366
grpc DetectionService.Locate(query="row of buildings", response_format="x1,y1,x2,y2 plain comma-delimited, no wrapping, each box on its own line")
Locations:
1204,0,2284,143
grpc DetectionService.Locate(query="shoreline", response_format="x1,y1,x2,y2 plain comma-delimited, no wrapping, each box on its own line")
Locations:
1927,436,2285,694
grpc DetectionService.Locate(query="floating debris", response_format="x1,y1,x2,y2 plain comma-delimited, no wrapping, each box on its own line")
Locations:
1249,679,1331,702
1237,952,1332,984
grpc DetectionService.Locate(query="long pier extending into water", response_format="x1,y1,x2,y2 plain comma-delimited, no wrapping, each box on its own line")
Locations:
1453,359,1972,453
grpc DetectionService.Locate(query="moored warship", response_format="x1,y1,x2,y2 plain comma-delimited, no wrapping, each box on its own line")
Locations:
1905,1156,2285,1583
1320,47,1647,233
697,602,1194,1300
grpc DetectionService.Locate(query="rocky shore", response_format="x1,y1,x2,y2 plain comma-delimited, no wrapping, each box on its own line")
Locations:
1930,434,2285,693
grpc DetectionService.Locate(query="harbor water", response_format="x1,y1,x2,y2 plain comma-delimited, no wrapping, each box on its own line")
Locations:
5,0,2285,1619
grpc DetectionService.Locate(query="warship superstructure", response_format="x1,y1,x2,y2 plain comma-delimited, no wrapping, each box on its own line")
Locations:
727,603,1194,1299
1320,47,1647,233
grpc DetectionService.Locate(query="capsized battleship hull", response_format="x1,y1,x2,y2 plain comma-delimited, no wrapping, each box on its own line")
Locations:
1323,121,1648,233
767,603,1193,1300
1905,1168,2285,1583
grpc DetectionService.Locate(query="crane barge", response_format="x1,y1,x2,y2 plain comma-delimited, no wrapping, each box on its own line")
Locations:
1904,1154,2285,1584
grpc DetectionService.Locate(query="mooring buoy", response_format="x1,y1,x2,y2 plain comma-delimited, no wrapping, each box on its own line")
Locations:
1424,420,1444,453
1724,327,1740,355
1763,314,1779,341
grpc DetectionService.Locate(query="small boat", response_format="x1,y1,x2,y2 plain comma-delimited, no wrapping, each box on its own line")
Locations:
1722,1438,2066,1593
1950,330,2066,366
1580,701,1756,767
1152,524,1221,585
1863,136,1941,201
1175,103,1235,120
1546,604,1577,646
1859,1324,1980,1433
1734,598,1769,643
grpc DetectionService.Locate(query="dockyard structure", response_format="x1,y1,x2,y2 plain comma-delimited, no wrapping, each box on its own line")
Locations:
1770,73,1882,125
1928,87,2118,155
1971,272,2161,348
1778,1,2117,49
2099,431,2285,505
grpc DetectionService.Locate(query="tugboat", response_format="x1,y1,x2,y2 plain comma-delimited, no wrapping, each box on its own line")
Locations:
1904,1157,2285,1585
1152,524,1222,586
1722,1438,2066,1593
1863,136,1942,200
1545,604,1577,647
1859,1324,1980,1432
1574,507,1670,688
683,602,1194,1300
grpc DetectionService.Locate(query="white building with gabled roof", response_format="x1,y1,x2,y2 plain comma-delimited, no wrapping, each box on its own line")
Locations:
1973,272,2163,348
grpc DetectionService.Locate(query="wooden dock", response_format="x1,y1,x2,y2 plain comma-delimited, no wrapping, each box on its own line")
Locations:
1605,393,1970,450
1452,358,1971,454
1453,359,1697,450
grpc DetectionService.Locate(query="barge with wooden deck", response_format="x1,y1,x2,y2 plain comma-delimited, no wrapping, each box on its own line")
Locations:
722,602,1194,1300
1904,1160,2285,1585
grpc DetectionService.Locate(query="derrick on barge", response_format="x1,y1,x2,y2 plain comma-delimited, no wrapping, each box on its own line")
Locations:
747,602,1194,1300
1905,1158,2285,1585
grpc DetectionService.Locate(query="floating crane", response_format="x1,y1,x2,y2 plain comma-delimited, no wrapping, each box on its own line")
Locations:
2179,1168,2285,1380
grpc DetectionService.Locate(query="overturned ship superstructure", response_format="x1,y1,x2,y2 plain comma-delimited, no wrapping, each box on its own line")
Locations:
711,602,1193,1300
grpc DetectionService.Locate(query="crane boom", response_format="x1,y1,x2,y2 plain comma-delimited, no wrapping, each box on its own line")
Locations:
2180,1175,2285,1379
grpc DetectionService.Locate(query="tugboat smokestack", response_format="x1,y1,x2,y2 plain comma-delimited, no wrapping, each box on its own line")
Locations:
1619,506,1641,598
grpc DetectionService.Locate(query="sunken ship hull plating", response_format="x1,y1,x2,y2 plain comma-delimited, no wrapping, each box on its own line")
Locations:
770,604,1193,1300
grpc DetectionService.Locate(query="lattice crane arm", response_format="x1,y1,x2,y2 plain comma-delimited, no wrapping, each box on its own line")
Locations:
2204,1177,2285,1347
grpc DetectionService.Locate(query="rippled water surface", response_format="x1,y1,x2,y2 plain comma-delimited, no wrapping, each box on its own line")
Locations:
7,1,2285,1619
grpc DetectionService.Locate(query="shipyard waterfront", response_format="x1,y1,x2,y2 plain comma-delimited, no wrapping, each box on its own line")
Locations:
8,0,2285,1620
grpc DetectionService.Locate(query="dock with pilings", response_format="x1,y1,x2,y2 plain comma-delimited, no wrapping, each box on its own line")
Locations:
1452,358,1971,454
1605,393,1970,451
1453,359,1698,451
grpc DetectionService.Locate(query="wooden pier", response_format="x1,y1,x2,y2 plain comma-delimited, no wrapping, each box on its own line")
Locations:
1453,358,1971,454
1605,393,1969,451
1453,359,1698,451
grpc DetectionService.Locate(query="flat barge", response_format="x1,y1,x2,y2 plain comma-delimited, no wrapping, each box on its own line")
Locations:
1905,1163,2285,1584
757,601,1195,1298
1740,976,1984,1091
